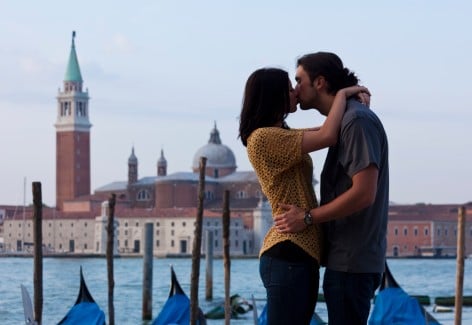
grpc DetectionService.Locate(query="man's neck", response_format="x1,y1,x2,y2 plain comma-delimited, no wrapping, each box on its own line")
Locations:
318,94,335,116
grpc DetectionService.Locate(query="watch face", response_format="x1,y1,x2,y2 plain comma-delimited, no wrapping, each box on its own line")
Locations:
304,212,313,225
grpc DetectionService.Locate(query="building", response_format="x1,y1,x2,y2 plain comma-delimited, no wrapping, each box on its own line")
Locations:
1,32,271,257
387,203,472,257
0,208,5,251
55,31,91,211
3,201,471,258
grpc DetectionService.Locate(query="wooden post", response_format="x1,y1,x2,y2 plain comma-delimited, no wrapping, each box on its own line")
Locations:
190,156,206,325
107,194,116,325
32,182,43,325
222,190,231,325
205,230,214,301
142,222,154,320
454,206,466,325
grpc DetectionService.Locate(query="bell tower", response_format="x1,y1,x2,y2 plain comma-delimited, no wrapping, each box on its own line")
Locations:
55,31,91,210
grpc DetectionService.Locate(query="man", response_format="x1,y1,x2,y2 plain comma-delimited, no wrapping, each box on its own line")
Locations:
275,52,389,325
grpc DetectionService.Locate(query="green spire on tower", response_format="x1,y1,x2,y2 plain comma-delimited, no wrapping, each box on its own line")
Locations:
64,31,83,82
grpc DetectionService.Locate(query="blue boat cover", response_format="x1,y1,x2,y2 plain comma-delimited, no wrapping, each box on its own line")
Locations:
152,266,206,325
369,287,440,325
258,304,267,325
153,293,190,325
57,302,105,325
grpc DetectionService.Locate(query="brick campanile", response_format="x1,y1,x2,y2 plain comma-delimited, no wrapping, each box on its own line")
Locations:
55,31,91,210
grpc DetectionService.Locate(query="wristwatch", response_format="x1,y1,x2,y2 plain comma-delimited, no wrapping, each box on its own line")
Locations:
304,210,313,226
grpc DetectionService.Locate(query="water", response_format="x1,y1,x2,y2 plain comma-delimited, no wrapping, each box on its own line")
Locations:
0,257,471,324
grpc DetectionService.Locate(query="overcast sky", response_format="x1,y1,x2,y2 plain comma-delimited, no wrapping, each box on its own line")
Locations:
1,1,471,207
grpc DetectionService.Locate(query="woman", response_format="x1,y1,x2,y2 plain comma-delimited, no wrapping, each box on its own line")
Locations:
238,67,368,324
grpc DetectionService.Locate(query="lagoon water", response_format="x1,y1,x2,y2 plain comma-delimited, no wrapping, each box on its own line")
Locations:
0,257,471,324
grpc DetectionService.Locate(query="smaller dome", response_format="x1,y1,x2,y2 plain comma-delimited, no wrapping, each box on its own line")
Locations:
192,123,236,170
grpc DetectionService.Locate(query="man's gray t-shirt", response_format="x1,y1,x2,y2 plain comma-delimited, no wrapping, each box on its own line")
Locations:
320,99,389,273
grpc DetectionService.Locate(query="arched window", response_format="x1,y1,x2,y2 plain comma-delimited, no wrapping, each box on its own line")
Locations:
137,189,151,201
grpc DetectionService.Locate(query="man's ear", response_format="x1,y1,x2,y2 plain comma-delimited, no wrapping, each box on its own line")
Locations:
313,76,326,90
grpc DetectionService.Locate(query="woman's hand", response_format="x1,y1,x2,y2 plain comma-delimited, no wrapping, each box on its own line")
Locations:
357,91,371,107
274,203,307,233
338,85,371,107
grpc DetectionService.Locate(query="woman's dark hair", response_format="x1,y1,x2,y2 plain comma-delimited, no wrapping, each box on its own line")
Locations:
297,52,359,95
238,68,290,147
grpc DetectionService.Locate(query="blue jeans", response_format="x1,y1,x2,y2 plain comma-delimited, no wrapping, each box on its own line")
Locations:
323,268,381,325
260,255,319,325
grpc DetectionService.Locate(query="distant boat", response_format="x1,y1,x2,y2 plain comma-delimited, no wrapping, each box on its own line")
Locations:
152,265,206,325
57,266,106,325
204,293,253,320
369,262,441,324
433,304,453,313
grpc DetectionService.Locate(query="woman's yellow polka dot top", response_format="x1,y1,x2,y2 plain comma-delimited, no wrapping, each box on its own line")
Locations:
247,127,322,262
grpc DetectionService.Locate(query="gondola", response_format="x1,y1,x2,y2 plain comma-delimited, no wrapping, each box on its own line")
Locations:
57,266,106,325
153,265,206,325
21,284,37,325
369,262,441,324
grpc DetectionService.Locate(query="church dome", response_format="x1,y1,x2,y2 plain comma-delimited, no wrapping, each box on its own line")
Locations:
192,123,236,170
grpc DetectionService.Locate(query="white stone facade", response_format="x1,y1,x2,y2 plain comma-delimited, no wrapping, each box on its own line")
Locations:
3,216,95,253
114,215,252,257
2,204,256,257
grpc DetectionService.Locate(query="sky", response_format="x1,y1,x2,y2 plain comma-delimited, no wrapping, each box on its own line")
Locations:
1,1,471,207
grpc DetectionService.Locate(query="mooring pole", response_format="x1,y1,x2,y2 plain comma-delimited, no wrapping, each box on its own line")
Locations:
454,206,466,325
107,194,116,325
32,182,43,325
143,222,154,320
142,222,154,320
222,190,231,325
205,229,214,301
190,156,206,325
